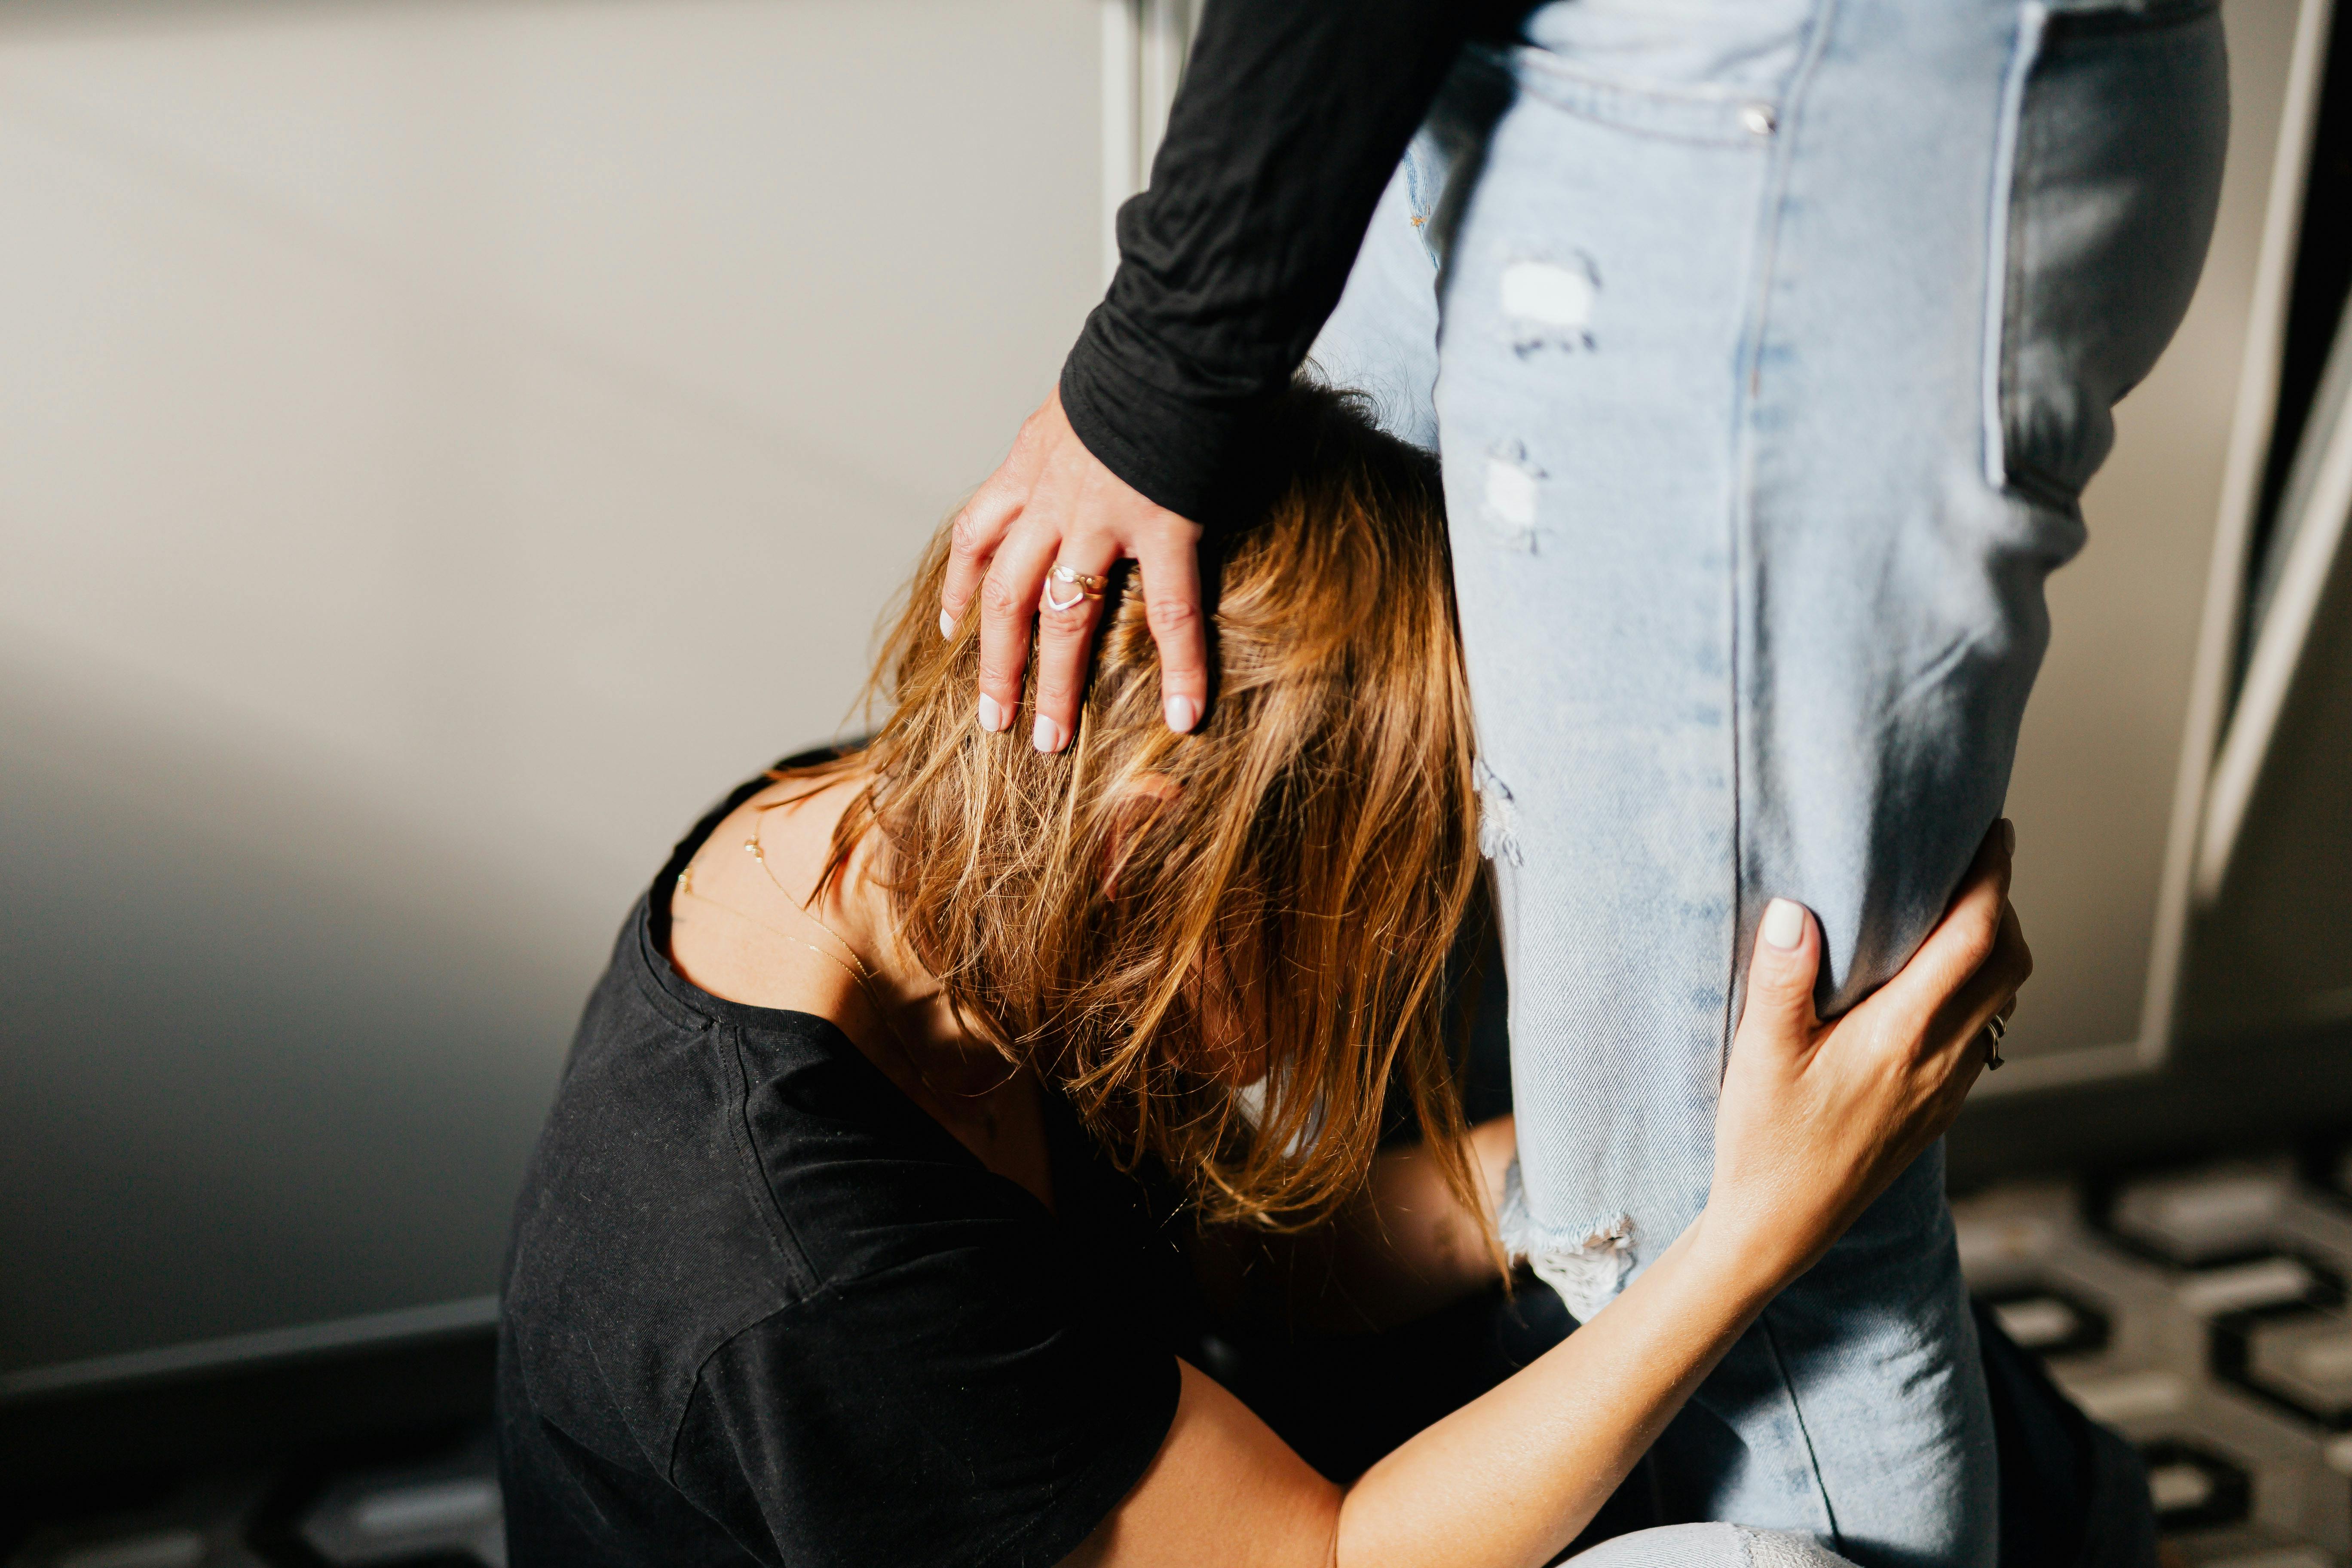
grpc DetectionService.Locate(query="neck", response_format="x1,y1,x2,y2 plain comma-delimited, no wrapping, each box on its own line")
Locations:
692,766,1050,1209
775,774,1011,1099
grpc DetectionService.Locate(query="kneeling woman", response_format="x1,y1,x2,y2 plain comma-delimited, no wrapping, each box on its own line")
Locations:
496,388,2027,1568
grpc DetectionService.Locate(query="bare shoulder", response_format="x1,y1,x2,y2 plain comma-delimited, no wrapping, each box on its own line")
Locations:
664,779,861,1018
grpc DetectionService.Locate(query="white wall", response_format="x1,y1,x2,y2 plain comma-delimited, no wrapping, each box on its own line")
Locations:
0,0,1101,1375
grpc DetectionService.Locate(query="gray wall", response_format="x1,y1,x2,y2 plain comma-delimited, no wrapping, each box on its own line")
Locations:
2,0,2346,1383
2181,548,2352,1047
1950,526,2352,1188
0,0,1102,1377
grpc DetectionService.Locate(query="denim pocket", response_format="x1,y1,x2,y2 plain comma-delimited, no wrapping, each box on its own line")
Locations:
1400,137,1449,269
1984,0,2229,510
1409,47,1518,270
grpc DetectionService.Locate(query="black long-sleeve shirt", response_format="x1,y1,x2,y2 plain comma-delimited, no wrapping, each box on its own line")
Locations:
1060,0,1522,522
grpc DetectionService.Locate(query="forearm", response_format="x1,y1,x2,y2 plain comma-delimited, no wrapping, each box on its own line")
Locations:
1195,1116,1516,1334
1333,1214,1782,1568
1065,0,1495,518
1332,1115,1518,1326
1084,861,2024,1568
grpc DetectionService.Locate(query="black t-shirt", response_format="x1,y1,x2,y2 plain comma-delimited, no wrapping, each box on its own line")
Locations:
496,769,1193,1567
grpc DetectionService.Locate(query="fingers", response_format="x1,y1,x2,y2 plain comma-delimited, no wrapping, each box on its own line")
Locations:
943,480,1018,643
1131,521,1207,733
1862,894,2027,1170
942,403,1053,640
957,388,1209,742
970,393,1087,730
1991,898,2031,1006
1895,900,2025,1142
1930,900,2031,1066
1874,819,2016,1030
975,518,1060,733
1016,496,1206,745
1029,539,1122,752
1736,897,1824,1055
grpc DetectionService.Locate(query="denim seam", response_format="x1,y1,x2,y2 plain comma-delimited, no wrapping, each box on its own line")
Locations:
1759,1306,1844,1547
1982,2,2050,492
1506,46,1784,147
1728,0,1841,1082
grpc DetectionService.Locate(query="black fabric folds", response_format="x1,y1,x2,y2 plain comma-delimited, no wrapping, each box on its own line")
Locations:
1060,0,1523,521
496,763,1190,1567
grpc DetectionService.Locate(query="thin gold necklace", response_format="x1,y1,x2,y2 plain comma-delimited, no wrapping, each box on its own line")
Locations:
675,801,1015,1102
672,870,892,1024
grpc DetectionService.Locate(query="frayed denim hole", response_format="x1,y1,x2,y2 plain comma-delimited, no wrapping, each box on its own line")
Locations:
1474,758,1524,865
1480,444,1547,554
1498,251,1602,358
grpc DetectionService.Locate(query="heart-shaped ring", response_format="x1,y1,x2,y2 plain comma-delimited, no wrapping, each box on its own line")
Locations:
1043,564,1109,613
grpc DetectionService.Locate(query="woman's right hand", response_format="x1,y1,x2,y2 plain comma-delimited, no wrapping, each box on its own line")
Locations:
1078,825,2030,1568
1700,821,2030,1290
940,389,1208,753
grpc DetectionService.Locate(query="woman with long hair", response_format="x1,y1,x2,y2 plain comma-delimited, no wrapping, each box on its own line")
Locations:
496,384,2033,1568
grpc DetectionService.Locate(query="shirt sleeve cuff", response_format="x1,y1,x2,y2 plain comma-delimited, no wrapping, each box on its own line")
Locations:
1059,303,1271,527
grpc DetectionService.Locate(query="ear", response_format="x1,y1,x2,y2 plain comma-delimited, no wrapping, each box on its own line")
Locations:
1103,771,1182,901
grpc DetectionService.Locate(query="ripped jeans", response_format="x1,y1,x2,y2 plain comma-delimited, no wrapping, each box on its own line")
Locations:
1309,2,2226,1565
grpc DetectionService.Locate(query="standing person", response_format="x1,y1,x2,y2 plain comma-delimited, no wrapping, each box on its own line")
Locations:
940,2,2226,1565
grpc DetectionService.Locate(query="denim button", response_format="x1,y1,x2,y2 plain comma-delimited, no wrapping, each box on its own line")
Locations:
1740,102,1777,137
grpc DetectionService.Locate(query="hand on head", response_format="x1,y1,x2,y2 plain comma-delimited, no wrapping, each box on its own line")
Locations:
1705,819,2029,1285
940,388,1208,752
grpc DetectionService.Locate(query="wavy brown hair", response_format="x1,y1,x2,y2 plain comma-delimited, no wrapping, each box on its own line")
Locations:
796,383,1490,1240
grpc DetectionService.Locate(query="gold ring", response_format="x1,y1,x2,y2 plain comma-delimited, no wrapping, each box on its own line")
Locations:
1043,564,1108,613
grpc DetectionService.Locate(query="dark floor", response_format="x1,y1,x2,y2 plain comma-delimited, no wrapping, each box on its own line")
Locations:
14,1143,2352,1568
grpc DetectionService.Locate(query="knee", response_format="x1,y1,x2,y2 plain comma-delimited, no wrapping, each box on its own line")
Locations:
1568,1524,1856,1568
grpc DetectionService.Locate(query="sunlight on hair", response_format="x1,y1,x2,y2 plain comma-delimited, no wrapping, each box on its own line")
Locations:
786,382,1497,1253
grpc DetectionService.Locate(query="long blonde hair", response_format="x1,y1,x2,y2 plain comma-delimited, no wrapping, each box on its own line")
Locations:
800,383,1491,1242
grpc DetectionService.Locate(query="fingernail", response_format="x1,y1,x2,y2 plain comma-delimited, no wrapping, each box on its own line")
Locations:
977,695,1005,733
938,610,956,639
2000,818,2016,856
1164,695,1199,733
1032,715,1065,753
1761,898,1805,951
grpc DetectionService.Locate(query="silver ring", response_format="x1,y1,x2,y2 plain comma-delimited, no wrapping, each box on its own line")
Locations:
1983,1014,2006,1071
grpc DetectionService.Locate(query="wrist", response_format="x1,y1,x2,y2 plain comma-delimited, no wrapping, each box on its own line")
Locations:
1680,1206,1802,1313
1059,311,1244,523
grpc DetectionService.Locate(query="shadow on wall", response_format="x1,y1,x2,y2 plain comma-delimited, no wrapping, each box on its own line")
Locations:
0,637,603,1377
2180,539,2352,1048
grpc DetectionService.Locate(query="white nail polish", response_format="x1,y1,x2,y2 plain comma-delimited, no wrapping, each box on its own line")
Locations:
939,610,956,639
1032,715,1060,752
1761,898,1805,951
1164,695,1199,733
977,695,1004,733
